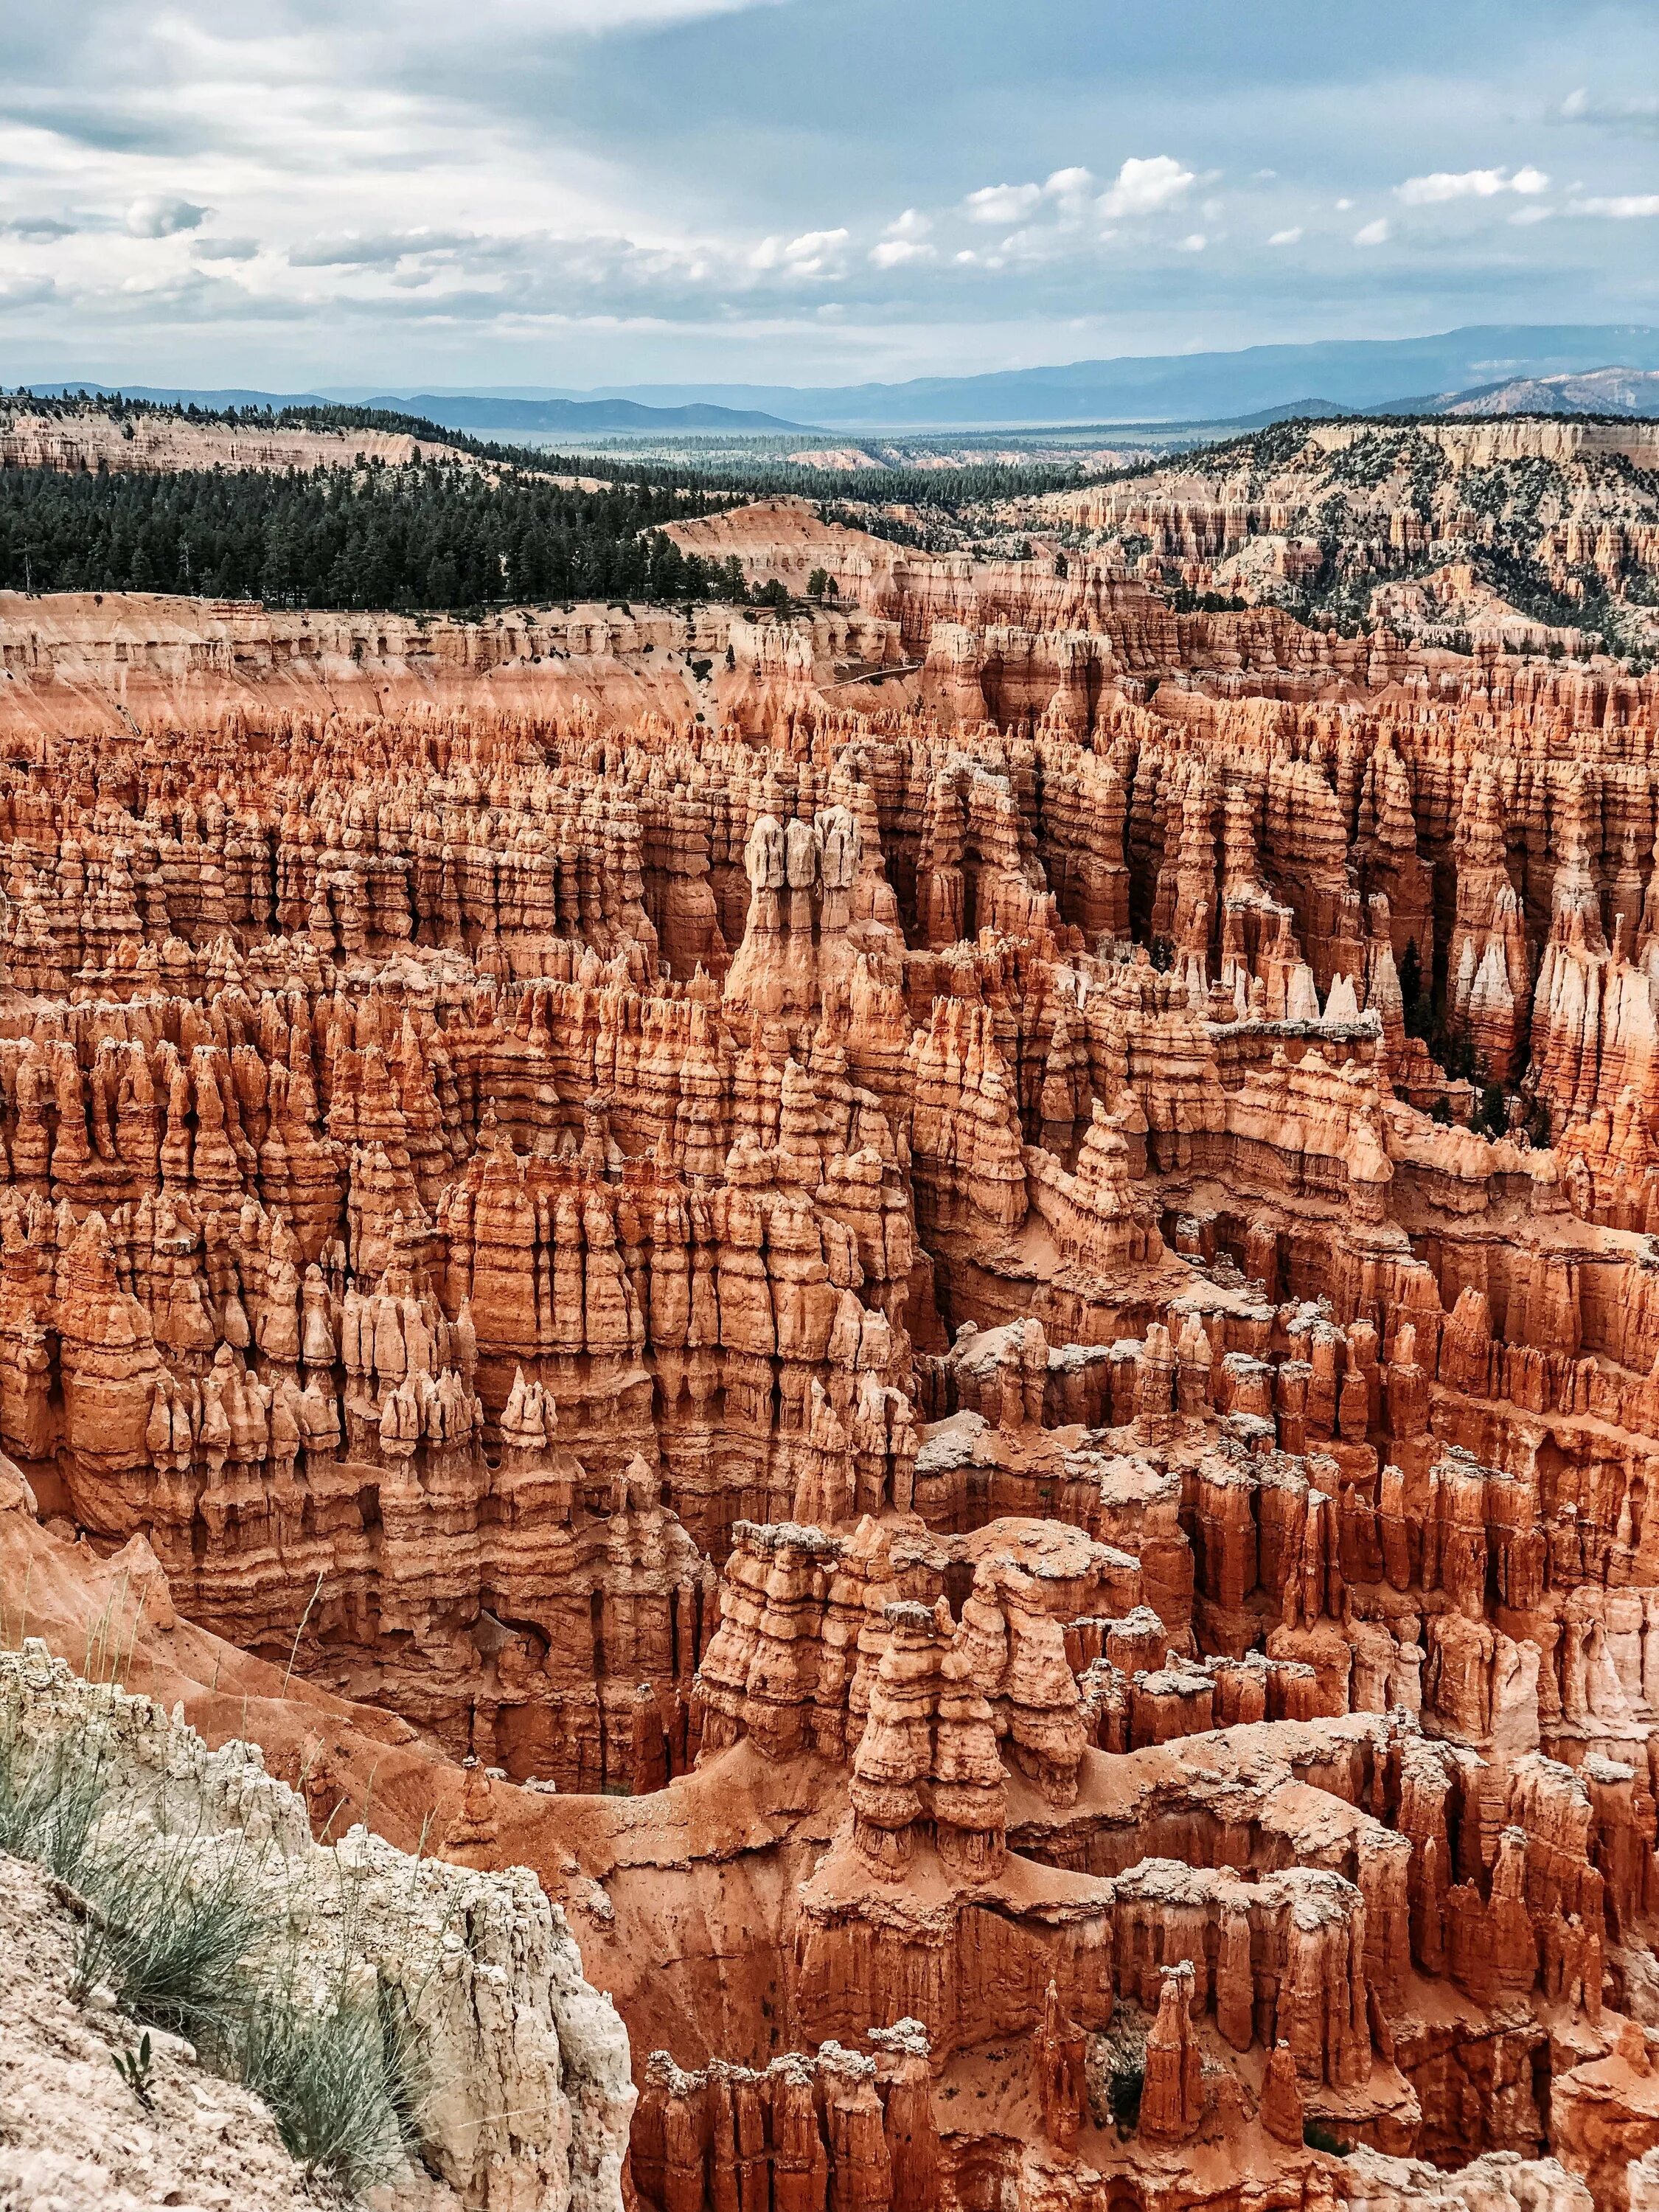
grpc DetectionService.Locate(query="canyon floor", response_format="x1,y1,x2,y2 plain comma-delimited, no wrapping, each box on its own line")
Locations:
7,477,1659,2211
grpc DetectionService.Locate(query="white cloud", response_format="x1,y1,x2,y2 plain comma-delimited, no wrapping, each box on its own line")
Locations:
964,182,1043,224
1571,193,1659,217
1042,165,1096,220
0,0,1622,389
290,230,474,268
1335,197,1354,211
1354,218,1391,245
1098,156,1194,218
1397,166,1549,204
963,167,1109,229
750,226,849,275
869,237,933,268
125,195,209,237
1509,205,1552,226
1398,168,1504,204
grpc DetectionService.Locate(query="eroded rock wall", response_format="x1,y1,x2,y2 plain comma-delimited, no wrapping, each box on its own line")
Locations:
7,546,1659,2210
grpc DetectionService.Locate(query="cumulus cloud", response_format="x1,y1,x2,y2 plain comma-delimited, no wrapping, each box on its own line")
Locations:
869,237,933,267
1354,218,1391,245
1267,226,1302,246
1097,156,1194,218
1176,232,1206,251
961,157,1193,233
748,227,848,275
1571,193,1659,216
963,181,1043,224
125,194,209,237
1042,165,1097,220
1397,166,1548,204
872,209,936,264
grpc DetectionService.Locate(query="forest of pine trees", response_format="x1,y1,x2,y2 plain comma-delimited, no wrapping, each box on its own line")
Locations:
0,392,1109,612
0,455,751,612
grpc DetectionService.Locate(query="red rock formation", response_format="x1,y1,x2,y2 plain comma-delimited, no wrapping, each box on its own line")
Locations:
6,538,1659,2211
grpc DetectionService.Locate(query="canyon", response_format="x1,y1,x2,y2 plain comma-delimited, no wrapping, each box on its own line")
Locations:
844,414,1659,662
9,482,1659,2210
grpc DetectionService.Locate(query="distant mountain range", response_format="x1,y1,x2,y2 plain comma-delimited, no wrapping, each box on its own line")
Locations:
20,327,1659,437
1197,368,1659,430
21,383,807,433
321,324,1659,429
1422,367,1659,418
359,394,805,432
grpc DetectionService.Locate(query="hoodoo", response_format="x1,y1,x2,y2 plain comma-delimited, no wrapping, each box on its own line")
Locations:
7,462,1659,2209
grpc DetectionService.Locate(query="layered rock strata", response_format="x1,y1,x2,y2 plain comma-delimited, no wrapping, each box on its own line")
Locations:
6,529,1659,2211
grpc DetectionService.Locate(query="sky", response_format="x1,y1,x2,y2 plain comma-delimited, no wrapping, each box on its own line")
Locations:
1,0,1658,393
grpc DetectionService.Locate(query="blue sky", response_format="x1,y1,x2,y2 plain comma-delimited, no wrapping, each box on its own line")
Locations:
1,0,1658,389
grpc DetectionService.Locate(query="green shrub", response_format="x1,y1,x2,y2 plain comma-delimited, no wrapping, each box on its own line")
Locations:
1304,2118,1353,2155
1472,1082,1509,1140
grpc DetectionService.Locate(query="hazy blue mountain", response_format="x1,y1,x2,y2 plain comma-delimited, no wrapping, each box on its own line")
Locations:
24,325,1659,437
358,395,807,431
24,382,331,409
331,325,1659,429
14,383,804,433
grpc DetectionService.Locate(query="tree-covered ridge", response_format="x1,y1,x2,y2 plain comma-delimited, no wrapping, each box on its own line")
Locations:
0,390,1110,604
4,391,1107,506
0,458,756,612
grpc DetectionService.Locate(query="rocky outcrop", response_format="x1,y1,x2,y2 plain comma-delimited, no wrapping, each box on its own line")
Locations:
0,1849,326,2212
1,1639,635,2210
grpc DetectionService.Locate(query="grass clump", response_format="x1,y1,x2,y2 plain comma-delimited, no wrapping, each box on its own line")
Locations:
0,1701,108,1884
236,1978,425,2194
74,1832,276,2047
